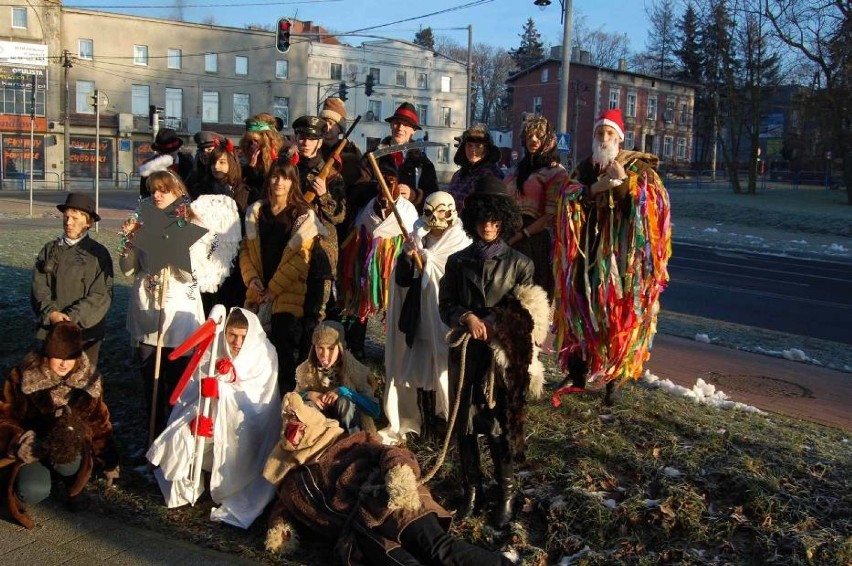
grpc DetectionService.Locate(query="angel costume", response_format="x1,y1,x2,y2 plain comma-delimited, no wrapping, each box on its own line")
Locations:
380,193,471,445
147,307,281,529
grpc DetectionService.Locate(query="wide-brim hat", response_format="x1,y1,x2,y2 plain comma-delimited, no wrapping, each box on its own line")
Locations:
151,128,183,152
472,175,513,199
57,192,100,222
385,102,421,130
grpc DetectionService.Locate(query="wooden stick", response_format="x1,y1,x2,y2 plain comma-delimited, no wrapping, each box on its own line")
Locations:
147,267,170,451
366,151,423,272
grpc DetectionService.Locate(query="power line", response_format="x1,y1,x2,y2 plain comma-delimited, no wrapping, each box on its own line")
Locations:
342,0,492,35
0,0,339,6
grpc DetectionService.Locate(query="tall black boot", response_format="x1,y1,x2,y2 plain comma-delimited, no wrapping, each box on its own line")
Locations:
569,354,588,389
488,435,515,530
457,434,484,518
418,389,437,444
345,319,367,360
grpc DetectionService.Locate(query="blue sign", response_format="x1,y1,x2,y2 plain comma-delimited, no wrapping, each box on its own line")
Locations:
556,132,571,153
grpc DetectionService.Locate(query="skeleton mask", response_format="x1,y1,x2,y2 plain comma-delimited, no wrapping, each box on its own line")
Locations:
422,191,457,230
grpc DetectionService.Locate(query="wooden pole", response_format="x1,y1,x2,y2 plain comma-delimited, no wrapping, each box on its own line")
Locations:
147,267,170,450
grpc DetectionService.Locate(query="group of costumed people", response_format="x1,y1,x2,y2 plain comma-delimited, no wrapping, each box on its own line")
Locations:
4,97,670,565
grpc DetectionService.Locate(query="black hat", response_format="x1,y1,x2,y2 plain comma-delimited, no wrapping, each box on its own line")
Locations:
44,321,83,360
472,175,513,199
193,130,225,149
57,192,100,222
384,102,421,130
151,128,183,152
293,116,327,139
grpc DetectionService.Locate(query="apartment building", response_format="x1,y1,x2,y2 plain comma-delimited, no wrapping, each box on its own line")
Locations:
0,3,468,185
507,52,696,168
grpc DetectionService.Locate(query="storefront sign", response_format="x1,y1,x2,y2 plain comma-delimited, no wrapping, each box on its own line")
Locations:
2,134,44,179
68,136,113,178
0,41,48,67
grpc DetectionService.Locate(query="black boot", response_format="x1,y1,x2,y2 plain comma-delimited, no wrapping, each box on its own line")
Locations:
569,355,588,389
457,434,484,518
418,389,438,444
488,435,515,530
345,319,367,360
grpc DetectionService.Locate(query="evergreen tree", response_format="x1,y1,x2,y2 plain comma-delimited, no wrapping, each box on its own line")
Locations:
509,18,546,71
674,2,703,83
645,0,679,78
413,27,435,50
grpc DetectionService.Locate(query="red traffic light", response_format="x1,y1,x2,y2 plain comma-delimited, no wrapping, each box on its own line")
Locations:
276,18,292,54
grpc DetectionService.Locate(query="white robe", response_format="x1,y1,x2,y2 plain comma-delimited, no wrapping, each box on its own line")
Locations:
147,307,281,529
380,220,471,445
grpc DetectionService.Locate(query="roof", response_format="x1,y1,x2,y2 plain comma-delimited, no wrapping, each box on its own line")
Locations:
506,57,697,89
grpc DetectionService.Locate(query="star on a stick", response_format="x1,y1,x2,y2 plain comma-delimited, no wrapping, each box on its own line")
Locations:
135,201,207,274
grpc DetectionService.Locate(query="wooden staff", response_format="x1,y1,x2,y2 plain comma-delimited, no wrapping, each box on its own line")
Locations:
366,151,423,272
147,267,170,450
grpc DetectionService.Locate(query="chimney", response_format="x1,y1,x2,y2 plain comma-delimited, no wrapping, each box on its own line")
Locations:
619,58,627,71
571,47,580,62
580,50,591,64
550,45,563,59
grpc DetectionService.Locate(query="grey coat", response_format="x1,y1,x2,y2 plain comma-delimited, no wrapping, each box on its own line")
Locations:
31,235,113,343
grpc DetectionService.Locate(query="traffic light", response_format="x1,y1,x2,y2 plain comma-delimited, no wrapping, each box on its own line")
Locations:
276,18,292,53
365,74,374,97
339,82,348,102
148,105,164,127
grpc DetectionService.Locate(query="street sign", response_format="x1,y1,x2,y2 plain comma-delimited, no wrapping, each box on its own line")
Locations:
556,132,571,153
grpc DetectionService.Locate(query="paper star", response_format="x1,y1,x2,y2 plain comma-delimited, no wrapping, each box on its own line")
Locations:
135,201,207,274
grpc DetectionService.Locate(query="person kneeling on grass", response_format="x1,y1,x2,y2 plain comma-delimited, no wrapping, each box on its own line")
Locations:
0,321,119,529
263,392,513,565
295,321,378,434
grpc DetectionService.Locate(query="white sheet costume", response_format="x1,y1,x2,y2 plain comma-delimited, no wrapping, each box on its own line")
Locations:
380,215,471,445
147,307,281,528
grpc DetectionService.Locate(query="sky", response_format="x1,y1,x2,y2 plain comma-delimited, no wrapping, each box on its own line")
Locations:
65,0,653,54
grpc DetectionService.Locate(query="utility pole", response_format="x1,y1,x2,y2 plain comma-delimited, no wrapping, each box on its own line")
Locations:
466,25,472,127
29,75,36,217
92,90,108,232
62,50,72,191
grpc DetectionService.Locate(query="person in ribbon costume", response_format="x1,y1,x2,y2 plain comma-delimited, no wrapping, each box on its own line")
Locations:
551,108,672,404
147,307,280,529
380,191,471,445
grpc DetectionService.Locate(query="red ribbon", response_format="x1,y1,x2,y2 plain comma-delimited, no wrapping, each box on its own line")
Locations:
551,386,592,408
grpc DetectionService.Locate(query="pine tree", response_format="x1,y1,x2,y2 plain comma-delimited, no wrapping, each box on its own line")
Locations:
674,2,703,83
413,27,435,50
646,0,679,78
509,18,546,71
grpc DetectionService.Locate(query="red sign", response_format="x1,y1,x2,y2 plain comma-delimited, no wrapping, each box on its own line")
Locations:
0,114,47,132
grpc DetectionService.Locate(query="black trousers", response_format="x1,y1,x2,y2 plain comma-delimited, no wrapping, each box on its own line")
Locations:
356,513,507,566
270,312,299,394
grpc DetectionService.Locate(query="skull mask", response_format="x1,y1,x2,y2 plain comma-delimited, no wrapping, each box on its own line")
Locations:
421,191,457,230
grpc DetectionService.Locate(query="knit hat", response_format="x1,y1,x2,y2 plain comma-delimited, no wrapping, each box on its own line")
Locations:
44,321,83,360
594,108,625,142
385,102,421,130
312,320,346,349
151,128,183,152
57,192,100,222
319,97,347,125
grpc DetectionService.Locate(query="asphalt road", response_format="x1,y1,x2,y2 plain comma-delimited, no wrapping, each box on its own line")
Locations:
664,242,852,344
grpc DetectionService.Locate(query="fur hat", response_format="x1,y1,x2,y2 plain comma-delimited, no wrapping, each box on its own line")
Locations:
319,97,346,125
594,108,625,141
312,320,346,349
385,102,421,130
151,128,183,152
57,192,100,223
453,123,501,166
44,321,83,360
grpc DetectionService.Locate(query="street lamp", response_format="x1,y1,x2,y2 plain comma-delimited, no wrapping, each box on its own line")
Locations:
534,0,572,134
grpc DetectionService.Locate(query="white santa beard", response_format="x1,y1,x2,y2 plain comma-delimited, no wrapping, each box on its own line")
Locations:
593,139,620,167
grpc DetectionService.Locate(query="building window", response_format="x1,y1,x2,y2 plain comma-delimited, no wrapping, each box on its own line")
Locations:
677,137,687,160
131,84,149,116
416,73,428,89
532,96,542,115
11,7,27,29
368,100,382,122
625,131,635,150
437,144,450,164
369,67,381,84
273,97,289,128
416,104,428,127
440,76,451,93
609,88,620,109
329,63,342,80
133,45,148,66
275,60,288,79
396,70,407,87
679,102,688,124
75,81,95,114
78,39,93,60
164,88,182,129
647,96,657,120
233,94,250,124
235,56,248,76
202,91,219,123
541,69,549,83
626,92,637,118
205,53,218,73
441,107,452,127
665,100,675,122
663,136,673,158
167,49,181,70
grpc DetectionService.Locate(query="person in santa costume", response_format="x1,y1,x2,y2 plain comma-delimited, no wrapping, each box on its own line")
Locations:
438,176,550,530
147,307,280,529
551,108,671,404
380,191,471,446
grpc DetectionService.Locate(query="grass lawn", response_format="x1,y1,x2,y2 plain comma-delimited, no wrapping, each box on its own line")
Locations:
1,218,849,565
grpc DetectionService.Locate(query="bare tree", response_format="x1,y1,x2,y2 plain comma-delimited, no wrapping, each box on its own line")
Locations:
572,14,630,69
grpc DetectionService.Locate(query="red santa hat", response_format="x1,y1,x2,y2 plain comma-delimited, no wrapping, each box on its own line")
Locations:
594,108,625,142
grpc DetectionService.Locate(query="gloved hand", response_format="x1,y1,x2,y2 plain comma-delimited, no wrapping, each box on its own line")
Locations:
16,430,42,464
